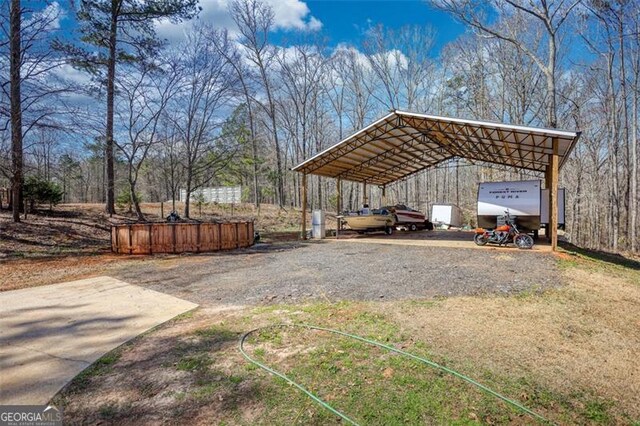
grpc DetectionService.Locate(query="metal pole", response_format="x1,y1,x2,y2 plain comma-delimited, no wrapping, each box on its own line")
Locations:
381,185,387,206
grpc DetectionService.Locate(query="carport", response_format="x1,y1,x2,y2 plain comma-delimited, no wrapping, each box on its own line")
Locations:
292,110,581,251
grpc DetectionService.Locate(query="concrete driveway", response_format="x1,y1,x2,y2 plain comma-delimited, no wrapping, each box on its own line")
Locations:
0,276,197,405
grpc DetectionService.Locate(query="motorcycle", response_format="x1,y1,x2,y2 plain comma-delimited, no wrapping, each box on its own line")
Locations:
474,211,534,249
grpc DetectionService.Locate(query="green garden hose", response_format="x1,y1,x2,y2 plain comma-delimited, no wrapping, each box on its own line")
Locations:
240,324,551,425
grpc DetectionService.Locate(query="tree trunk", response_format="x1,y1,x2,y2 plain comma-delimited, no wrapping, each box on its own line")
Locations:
630,62,638,252
246,102,260,209
10,0,22,223
129,178,144,221
618,15,632,251
606,53,620,251
184,173,192,218
104,0,119,215
546,33,558,128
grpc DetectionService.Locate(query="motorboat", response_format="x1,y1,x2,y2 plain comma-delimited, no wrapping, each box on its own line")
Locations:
382,204,430,231
340,208,395,234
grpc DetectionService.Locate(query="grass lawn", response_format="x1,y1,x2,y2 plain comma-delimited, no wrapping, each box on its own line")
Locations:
53,250,640,425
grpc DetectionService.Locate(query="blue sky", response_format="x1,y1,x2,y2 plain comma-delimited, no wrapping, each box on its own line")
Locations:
53,0,466,57
285,1,464,52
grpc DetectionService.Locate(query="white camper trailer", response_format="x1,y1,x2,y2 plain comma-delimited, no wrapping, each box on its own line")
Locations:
477,180,565,231
431,204,462,228
540,188,566,226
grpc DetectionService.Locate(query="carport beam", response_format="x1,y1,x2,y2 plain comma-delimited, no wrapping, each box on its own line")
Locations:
302,173,307,240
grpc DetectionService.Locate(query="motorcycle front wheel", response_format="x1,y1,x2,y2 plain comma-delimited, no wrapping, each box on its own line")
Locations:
474,233,489,246
514,234,534,249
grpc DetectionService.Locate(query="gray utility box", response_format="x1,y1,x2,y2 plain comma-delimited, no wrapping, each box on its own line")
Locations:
312,210,325,239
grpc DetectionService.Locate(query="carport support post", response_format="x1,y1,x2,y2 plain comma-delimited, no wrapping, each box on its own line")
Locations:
363,181,368,206
546,138,559,251
302,172,307,240
381,185,386,206
336,178,342,232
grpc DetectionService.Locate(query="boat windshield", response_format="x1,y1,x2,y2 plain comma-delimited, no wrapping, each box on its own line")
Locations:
371,209,389,215
381,204,420,213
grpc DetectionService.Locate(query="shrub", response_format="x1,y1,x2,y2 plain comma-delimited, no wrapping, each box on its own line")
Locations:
23,176,63,209
116,188,142,211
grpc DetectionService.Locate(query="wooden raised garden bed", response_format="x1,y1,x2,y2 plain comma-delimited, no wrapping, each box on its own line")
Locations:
111,221,254,254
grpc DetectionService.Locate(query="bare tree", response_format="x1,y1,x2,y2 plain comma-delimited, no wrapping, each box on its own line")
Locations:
0,1,70,221
58,0,199,215
230,0,286,207
156,119,184,212
8,0,22,221
209,27,262,209
434,0,581,128
166,25,237,218
114,63,178,220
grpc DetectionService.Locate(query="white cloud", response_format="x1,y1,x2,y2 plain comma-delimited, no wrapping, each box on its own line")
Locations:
332,44,371,70
307,16,323,31
267,0,322,31
156,0,322,44
24,1,63,31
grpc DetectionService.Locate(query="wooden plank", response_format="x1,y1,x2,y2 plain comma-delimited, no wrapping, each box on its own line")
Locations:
152,224,173,253
172,224,177,253
180,224,198,252
118,227,129,252
112,226,118,253
199,223,214,251
128,225,133,255
131,224,150,254
220,223,234,249
148,224,153,255
196,223,201,253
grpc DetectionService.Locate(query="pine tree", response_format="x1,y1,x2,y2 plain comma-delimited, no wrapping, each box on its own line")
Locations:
55,0,199,214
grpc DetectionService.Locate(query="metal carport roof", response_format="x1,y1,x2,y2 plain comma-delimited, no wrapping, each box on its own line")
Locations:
292,110,581,186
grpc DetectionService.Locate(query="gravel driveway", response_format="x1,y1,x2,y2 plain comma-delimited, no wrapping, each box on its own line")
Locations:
111,240,560,306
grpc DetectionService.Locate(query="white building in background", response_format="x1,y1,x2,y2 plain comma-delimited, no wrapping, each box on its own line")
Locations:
179,186,242,204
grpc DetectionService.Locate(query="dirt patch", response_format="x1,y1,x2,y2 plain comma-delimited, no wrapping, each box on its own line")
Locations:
0,205,113,258
0,254,152,291
105,240,561,306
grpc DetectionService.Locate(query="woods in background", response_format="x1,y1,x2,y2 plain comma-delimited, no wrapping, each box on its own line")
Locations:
1,0,639,254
